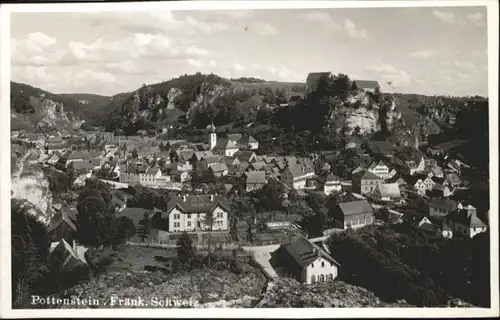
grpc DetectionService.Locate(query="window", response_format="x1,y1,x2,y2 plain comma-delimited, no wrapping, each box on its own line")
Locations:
328,274,334,281
321,261,325,267
311,263,314,268
173,222,180,228
319,275,325,282
311,275,316,283
188,214,191,219
217,212,223,218
187,221,191,227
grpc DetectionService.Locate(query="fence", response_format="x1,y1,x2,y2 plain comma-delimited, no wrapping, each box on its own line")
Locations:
127,237,296,250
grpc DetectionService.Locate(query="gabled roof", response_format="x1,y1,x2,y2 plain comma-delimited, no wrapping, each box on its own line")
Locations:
306,72,333,82
429,199,458,211
193,150,213,161
215,139,238,150
48,210,77,233
71,161,93,171
209,163,228,173
353,80,380,90
445,172,461,183
179,150,195,162
338,200,373,216
285,164,313,178
166,195,231,214
203,155,222,163
368,160,387,169
325,174,340,183
235,150,256,163
447,208,487,228
145,167,161,175
282,236,341,269
245,171,266,184
377,183,401,198
353,169,381,180
249,161,265,171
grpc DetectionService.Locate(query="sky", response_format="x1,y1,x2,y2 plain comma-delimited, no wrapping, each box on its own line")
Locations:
10,6,489,97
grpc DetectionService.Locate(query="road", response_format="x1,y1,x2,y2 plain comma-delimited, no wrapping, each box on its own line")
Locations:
243,244,280,279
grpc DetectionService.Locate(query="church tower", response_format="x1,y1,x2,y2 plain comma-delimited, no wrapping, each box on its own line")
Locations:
208,121,217,150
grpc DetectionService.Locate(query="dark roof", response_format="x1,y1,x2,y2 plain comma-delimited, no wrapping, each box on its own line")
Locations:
145,167,161,175
47,142,70,150
282,237,340,269
448,208,487,228
245,171,266,184
235,151,256,163
353,80,380,90
48,211,77,233
72,161,93,171
353,170,381,180
430,199,458,211
285,165,313,178
338,200,373,216
419,222,439,233
209,163,228,173
326,174,340,182
306,72,333,82
166,195,231,214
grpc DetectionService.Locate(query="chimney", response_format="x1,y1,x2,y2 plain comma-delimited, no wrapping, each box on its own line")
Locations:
72,240,77,252
210,194,214,201
182,195,187,202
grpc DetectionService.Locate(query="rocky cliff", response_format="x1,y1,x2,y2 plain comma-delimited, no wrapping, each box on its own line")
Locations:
11,82,84,133
11,150,53,224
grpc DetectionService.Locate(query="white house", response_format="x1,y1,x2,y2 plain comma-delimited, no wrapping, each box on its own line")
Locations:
163,194,230,232
367,160,390,180
446,205,488,238
281,164,315,190
272,237,341,284
323,174,342,195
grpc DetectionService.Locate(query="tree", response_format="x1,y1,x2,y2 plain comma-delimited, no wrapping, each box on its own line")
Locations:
176,231,196,265
11,199,49,307
202,210,215,267
137,212,152,242
75,180,115,247
131,148,138,159
111,216,136,246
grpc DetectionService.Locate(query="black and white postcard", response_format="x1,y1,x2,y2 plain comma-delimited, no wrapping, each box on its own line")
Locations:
0,0,498,318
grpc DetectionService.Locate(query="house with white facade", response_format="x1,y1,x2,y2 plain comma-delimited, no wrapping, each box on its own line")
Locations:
163,194,230,232
367,160,390,180
323,174,342,195
446,205,488,238
281,164,315,190
271,237,341,284
372,182,402,202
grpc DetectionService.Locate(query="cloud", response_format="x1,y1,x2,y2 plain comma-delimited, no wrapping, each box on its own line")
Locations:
433,10,483,26
343,19,367,39
105,60,144,74
467,12,485,27
300,12,368,39
300,12,341,32
233,63,246,72
11,32,64,66
209,60,217,67
186,59,203,68
409,50,436,59
441,60,475,72
364,62,412,88
248,22,278,36
433,10,458,24
364,62,399,74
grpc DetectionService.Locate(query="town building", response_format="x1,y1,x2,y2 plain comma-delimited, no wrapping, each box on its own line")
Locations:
271,237,341,284
332,200,374,230
209,163,229,177
163,194,230,232
446,205,488,238
367,160,390,180
49,239,88,272
428,199,460,217
352,80,380,93
372,182,402,202
305,72,333,97
244,171,267,192
351,170,382,195
281,164,315,190
323,174,342,195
